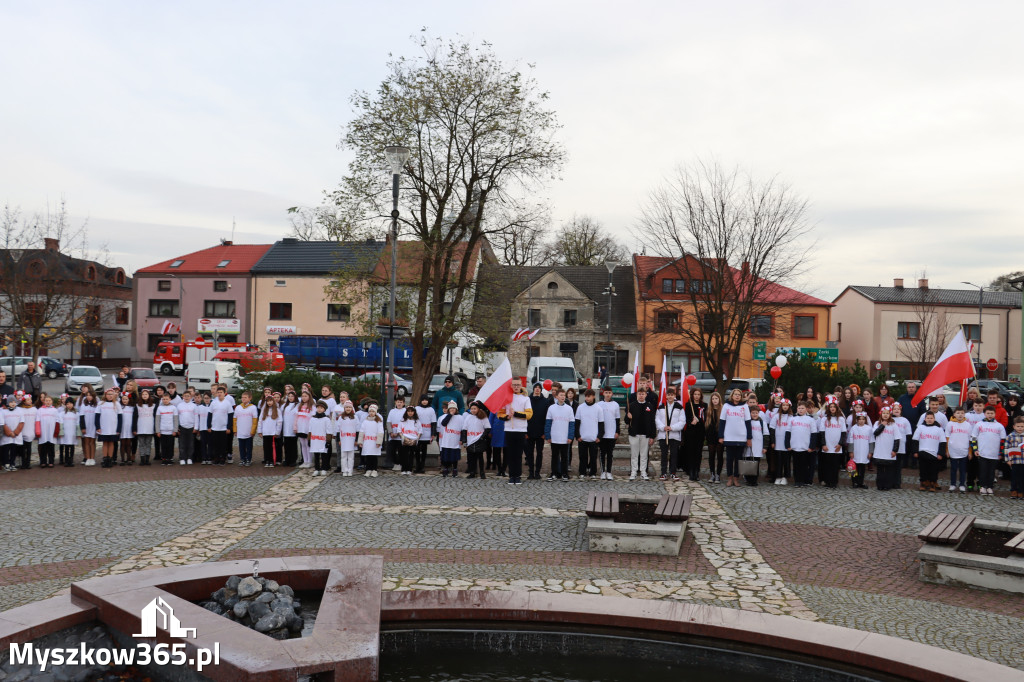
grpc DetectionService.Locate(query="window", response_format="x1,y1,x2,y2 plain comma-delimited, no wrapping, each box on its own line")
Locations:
656,311,678,331
675,279,687,294
169,260,184,268
593,349,629,375
666,352,702,375
81,336,102,359
275,280,286,287
691,279,713,294
962,324,981,342
85,305,101,329
115,307,129,325
213,281,228,292
115,270,126,285
563,309,577,327
269,302,292,320
897,321,920,340
24,302,44,327
157,280,171,291
547,281,558,291
703,312,723,333
837,322,842,342
527,309,541,328
85,265,96,280
148,299,179,317
793,314,816,338
661,279,673,294
203,300,235,318
216,260,230,268
527,346,541,359
327,304,351,322
27,260,45,278
750,315,772,337
147,334,176,353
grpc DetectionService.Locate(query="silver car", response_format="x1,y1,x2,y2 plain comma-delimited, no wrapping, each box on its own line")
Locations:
65,365,105,395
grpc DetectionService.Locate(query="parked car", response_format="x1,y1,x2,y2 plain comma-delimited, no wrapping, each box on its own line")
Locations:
185,361,242,395
671,371,718,394
39,357,69,379
126,367,161,389
0,356,34,377
65,365,105,395
427,373,463,400
604,375,631,407
729,378,765,393
354,372,412,398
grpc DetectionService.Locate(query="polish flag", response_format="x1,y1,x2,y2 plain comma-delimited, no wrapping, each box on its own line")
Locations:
912,330,975,407
525,329,540,340
477,357,515,414
658,356,668,406
160,320,180,335
511,328,525,341
631,351,640,394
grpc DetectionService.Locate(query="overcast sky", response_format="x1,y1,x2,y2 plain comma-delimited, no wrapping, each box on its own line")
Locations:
2,1,1022,300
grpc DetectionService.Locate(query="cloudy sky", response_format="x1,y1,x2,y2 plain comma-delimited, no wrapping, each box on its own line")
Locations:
2,1,1021,300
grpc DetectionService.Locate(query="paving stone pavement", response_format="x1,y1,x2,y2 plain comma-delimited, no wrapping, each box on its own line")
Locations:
792,584,1024,671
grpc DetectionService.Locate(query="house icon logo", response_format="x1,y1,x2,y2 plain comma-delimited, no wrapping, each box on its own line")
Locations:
133,596,197,639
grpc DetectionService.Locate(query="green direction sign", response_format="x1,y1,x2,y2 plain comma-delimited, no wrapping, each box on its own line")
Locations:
752,342,766,360
801,347,838,364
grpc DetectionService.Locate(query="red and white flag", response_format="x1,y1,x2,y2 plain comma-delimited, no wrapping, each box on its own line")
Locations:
658,356,668,406
525,329,540,340
631,351,640,394
477,357,515,414
511,328,526,341
160,320,180,335
912,330,975,407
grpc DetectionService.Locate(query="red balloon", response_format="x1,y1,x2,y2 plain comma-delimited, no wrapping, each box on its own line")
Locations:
770,366,782,379
542,379,553,391
685,375,697,386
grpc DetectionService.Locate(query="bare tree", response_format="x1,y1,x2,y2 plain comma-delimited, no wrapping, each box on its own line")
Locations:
636,160,816,388
0,200,116,361
286,205,371,242
488,201,551,267
329,35,565,397
540,215,628,266
989,270,1024,292
894,276,959,373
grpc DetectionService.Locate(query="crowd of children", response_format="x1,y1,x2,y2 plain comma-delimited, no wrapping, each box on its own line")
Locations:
2,374,1021,500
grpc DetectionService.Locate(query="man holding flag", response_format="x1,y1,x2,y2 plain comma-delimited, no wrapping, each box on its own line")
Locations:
475,357,532,485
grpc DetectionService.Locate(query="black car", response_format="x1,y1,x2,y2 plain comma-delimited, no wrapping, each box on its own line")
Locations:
39,357,69,379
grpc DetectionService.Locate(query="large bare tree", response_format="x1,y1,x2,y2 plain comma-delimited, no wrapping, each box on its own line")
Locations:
637,160,816,387
329,36,565,397
541,214,628,266
894,278,959,374
0,201,115,361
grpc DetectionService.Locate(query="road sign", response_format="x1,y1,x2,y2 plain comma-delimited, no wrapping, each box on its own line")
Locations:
875,362,883,370
752,342,766,361
194,337,207,348
800,347,838,364
986,358,998,372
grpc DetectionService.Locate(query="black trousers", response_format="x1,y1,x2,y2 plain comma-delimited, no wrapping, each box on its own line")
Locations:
60,444,75,466
213,430,230,465
978,457,997,488
918,452,940,484
682,434,704,479
466,446,485,477
875,459,896,490
725,444,744,477
578,440,598,476
707,441,724,476
159,434,175,462
659,439,679,475
262,436,278,465
853,462,867,487
599,438,615,474
792,450,815,485
966,456,979,487
818,451,842,488
505,432,526,482
416,440,429,472
38,442,55,466
774,450,792,479
19,442,33,468
550,443,567,478
283,436,298,466
1,443,15,467
387,439,400,468
525,436,544,477
199,431,213,462
313,450,330,471
489,446,504,474
399,442,415,472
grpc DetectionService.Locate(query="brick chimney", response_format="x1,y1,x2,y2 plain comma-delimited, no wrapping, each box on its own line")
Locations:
893,278,904,288
220,239,233,246
918,278,929,289
44,237,59,252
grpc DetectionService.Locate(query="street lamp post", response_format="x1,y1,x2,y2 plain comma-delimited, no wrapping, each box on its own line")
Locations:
603,261,617,345
962,281,985,366
384,145,411,412
169,273,186,343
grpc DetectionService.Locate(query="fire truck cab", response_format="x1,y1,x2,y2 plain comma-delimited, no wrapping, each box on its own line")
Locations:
152,340,249,375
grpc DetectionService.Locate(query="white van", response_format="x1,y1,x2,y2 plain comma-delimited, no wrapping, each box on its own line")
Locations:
526,357,585,394
185,361,241,394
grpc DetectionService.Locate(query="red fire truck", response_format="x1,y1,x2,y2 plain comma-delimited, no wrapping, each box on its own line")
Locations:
152,340,250,375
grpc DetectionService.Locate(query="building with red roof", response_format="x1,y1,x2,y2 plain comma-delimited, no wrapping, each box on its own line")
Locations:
633,254,833,380
133,241,272,358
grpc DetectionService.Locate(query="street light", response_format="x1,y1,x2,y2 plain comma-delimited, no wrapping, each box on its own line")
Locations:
383,145,410,412
169,273,186,343
962,281,984,365
603,261,618,344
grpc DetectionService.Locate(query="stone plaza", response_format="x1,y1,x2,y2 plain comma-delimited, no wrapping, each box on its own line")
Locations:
0,447,1022,673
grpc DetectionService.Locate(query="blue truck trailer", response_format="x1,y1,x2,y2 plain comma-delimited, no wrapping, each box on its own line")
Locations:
275,335,416,374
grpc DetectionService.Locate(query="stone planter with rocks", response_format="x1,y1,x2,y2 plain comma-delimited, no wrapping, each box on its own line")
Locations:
199,574,305,639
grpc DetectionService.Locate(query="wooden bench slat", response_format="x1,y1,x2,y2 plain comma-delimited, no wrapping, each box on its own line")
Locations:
679,496,692,520
669,496,684,519
1005,530,1024,553
609,493,619,515
935,514,965,541
654,494,670,518
586,492,598,517
917,513,950,541
928,514,960,541
945,515,975,544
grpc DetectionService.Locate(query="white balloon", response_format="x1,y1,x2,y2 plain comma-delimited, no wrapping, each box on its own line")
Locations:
622,372,634,386
775,355,788,368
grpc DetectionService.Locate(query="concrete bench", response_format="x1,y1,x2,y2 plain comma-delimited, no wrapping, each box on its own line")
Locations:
1005,530,1024,555
585,491,620,518
917,513,975,545
653,494,692,522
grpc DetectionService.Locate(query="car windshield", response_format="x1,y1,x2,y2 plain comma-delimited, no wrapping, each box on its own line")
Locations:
131,370,157,379
536,367,577,382
71,367,101,378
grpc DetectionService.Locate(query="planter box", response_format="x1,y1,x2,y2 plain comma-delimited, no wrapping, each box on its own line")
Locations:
585,494,687,556
918,519,1024,594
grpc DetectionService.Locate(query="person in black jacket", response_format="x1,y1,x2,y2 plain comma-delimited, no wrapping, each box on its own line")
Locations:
896,382,923,469
0,371,14,399
682,389,706,480
525,384,549,479
626,388,657,480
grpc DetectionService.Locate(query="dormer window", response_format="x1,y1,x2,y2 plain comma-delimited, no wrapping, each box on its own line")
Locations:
86,265,96,280
547,282,558,290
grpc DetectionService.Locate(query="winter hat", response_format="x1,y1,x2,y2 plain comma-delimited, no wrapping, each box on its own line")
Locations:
446,400,459,411
419,394,430,404
445,375,455,383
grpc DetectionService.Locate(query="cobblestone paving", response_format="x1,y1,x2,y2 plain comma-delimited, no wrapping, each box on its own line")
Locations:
294,501,584,518
375,561,711,583
0,478,281,567
704,482,1021,535
304,473,666,509
234,509,589,552
793,584,1024,671
0,578,76,611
